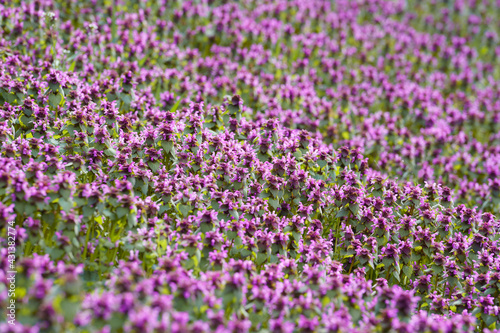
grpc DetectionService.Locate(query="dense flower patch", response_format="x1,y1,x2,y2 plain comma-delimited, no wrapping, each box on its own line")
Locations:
1,0,500,332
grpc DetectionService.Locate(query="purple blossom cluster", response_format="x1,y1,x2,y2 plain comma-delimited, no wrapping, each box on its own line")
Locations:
0,0,500,332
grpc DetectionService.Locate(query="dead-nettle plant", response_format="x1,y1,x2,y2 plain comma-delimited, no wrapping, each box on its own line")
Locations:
0,0,500,332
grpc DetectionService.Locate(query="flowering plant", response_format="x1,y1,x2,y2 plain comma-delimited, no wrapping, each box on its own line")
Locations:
1,0,500,332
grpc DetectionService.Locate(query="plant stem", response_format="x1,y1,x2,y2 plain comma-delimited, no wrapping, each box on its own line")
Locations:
24,241,32,257
227,239,235,254
334,217,341,260
82,220,93,260
347,258,356,274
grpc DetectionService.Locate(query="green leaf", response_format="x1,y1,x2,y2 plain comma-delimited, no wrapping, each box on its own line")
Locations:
14,202,26,214
148,161,161,172
317,159,327,168
116,207,128,219
432,265,443,274
82,206,94,218
268,198,279,209
60,299,80,321
292,231,302,242
335,208,349,218
471,307,481,316
104,148,116,157
200,221,213,233
49,248,65,260
402,265,412,279
249,312,263,326
270,254,278,263
140,181,148,196
240,249,252,258
484,288,497,296
178,204,190,217
392,269,400,282
109,313,126,330
120,94,132,104
183,258,194,269
82,269,99,282
382,257,393,268
49,92,62,108
48,82,60,92
482,313,496,328
59,198,73,212
161,140,174,154
447,276,458,286
257,153,269,162
349,203,359,215
20,115,33,128
1,90,16,104
256,252,268,265
211,200,220,210
127,213,137,228
227,230,238,240
170,97,182,113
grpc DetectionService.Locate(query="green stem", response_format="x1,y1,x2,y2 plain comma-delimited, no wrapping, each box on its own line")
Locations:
82,220,93,260
334,217,341,260
48,211,59,246
409,204,415,217
156,232,163,257
227,239,235,254
24,241,32,257
110,246,119,265
347,258,356,274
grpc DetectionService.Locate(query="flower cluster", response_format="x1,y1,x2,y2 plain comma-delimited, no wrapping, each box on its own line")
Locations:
0,0,500,332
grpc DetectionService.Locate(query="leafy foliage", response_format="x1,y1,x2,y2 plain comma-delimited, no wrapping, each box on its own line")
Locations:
0,0,500,332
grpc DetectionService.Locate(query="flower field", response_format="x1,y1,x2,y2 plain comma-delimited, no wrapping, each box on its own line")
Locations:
1,0,500,332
